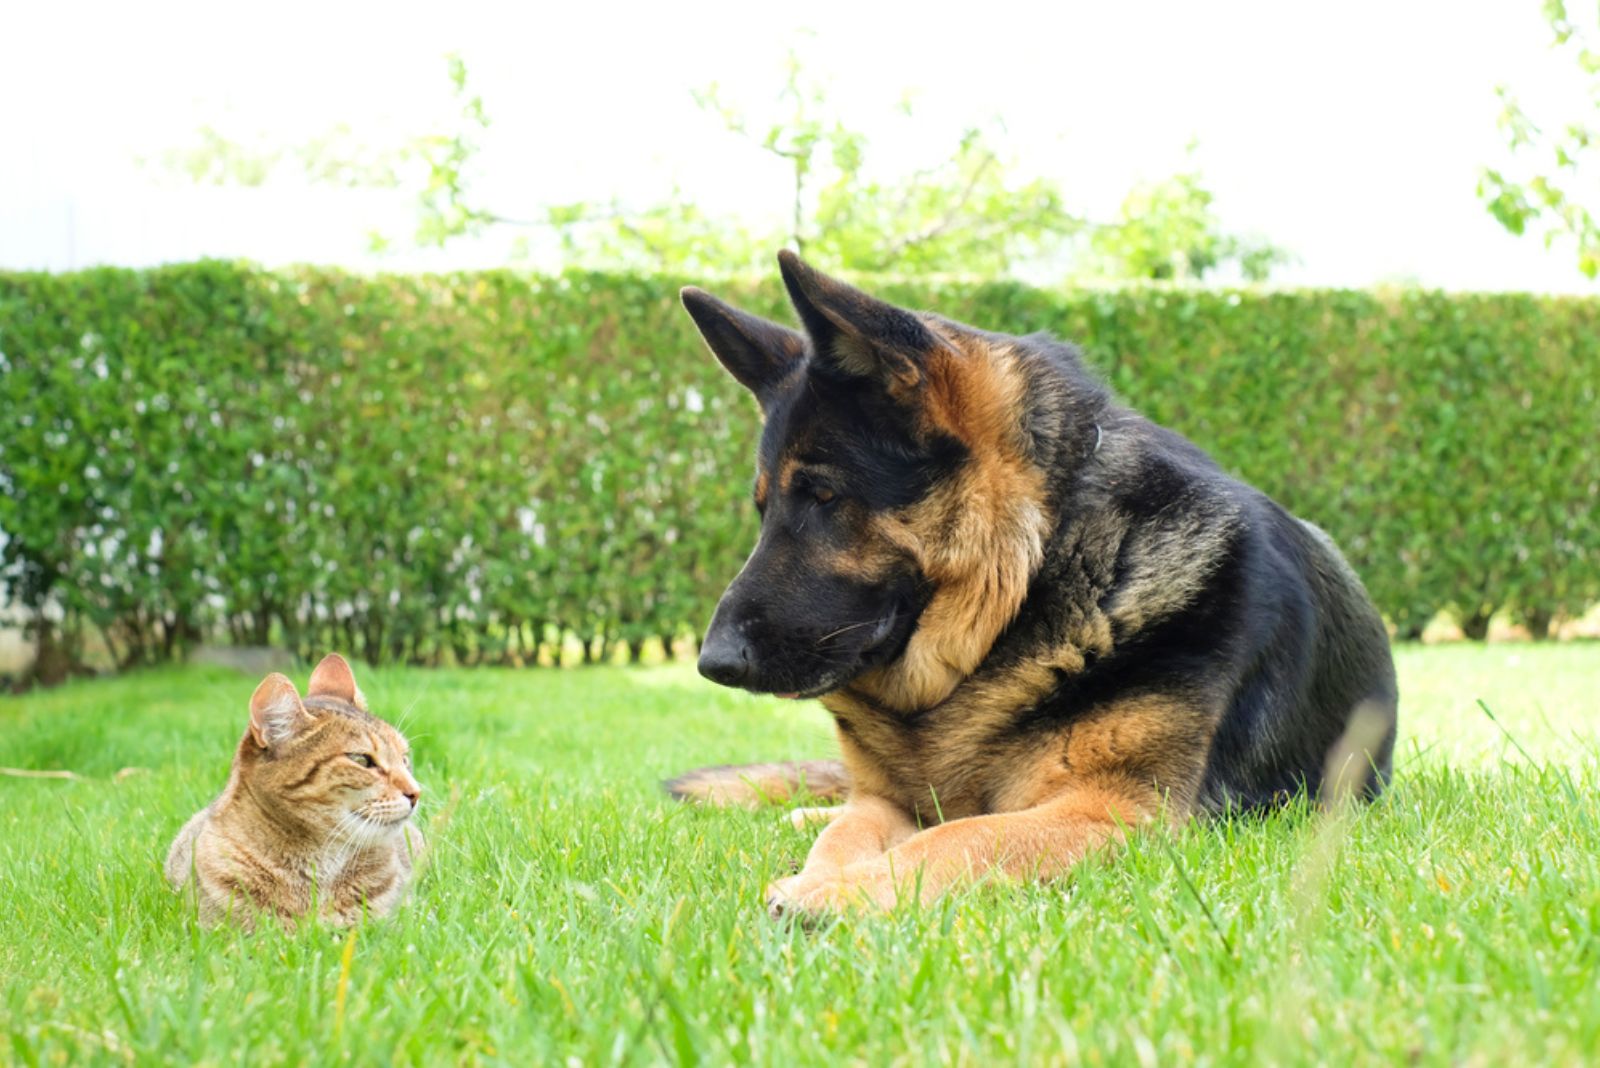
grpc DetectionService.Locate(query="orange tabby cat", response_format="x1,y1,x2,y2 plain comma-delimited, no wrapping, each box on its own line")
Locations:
165,654,423,929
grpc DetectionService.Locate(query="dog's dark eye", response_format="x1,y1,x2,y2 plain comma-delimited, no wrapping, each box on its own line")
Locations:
811,486,837,505
348,753,376,769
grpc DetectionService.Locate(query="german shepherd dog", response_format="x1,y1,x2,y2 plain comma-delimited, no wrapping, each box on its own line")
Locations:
672,252,1396,917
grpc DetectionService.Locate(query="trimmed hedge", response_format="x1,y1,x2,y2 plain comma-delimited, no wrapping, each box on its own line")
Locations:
2,263,1596,669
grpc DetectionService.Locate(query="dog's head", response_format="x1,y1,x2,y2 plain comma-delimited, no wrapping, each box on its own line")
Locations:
683,253,1071,709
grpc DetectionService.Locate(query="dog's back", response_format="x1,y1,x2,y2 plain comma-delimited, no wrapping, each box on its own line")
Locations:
1191,494,1397,812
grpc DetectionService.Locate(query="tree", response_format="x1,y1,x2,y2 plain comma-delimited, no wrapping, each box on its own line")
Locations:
156,122,405,190
157,52,1288,284
1478,0,1600,278
676,56,1084,275
1085,154,1290,282
477,52,1086,277
148,55,495,254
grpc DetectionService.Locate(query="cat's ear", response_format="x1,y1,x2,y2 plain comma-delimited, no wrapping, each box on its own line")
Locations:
307,653,367,711
248,673,313,748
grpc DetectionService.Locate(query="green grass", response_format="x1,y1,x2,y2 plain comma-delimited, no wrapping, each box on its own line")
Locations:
1,644,1597,1066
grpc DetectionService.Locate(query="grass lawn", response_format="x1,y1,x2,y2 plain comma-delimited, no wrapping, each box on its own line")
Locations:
1,643,1597,1066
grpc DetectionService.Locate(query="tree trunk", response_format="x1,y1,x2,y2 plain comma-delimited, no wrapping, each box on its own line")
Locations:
1520,608,1554,641
1459,608,1494,641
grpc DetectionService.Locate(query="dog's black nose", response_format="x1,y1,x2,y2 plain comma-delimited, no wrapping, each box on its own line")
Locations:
698,629,753,687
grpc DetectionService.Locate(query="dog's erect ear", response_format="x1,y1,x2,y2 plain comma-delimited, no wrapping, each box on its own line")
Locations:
249,673,314,748
307,653,368,710
777,250,944,391
680,287,807,401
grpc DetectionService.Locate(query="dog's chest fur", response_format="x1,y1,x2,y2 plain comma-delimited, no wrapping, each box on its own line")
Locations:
823,665,1079,824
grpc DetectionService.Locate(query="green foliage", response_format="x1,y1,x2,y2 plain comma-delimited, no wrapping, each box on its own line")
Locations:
409,53,502,250
533,53,1086,277
1086,159,1291,282
153,123,407,192
1479,0,1600,278
2,263,1597,667
155,52,1278,283
676,57,1085,276
146,55,495,255
0,265,771,668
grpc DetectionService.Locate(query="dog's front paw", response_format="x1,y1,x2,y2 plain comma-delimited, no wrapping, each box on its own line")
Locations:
764,873,808,919
764,866,898,920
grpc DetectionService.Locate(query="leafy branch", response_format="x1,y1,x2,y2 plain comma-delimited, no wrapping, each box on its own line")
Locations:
1478,0,1600,278
153,50,1289,284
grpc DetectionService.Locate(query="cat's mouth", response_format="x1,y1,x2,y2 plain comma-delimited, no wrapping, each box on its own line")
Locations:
355,807,415,829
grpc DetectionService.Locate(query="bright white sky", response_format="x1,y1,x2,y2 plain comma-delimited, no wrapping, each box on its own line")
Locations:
3,0,1592,292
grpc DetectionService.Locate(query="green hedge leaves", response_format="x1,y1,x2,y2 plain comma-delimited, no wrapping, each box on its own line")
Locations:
2,263,1595,667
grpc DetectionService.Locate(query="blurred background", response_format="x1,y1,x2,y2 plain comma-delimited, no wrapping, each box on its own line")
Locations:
6,0,1597,288
3,0,1598,684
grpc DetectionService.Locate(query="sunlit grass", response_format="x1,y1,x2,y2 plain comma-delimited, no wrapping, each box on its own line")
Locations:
2,644,1597,1065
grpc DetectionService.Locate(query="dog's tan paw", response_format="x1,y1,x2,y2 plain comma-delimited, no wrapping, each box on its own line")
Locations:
764,868,898,919
764,873,811,919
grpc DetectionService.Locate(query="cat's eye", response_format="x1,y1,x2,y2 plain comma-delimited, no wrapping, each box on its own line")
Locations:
348,753,376,769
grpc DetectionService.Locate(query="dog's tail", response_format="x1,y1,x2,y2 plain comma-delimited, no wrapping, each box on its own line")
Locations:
663,760,850,807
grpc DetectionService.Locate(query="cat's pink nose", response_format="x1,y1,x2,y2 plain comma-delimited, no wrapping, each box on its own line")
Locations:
403,785,421,809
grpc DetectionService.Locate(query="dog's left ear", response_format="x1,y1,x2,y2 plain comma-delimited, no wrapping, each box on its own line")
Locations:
681,287,807,405
777,250,947,393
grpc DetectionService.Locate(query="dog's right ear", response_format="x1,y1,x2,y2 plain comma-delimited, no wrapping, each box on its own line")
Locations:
680,287,806,403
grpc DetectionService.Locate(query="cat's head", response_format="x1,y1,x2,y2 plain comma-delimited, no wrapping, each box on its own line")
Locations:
239,654,421,844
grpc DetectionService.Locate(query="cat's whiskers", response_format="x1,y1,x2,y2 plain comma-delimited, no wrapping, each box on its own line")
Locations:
393,697,422,734
318,812,367,886
323,809,393,886
335,811,385,866
392,672,437,734
320,812,357,857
